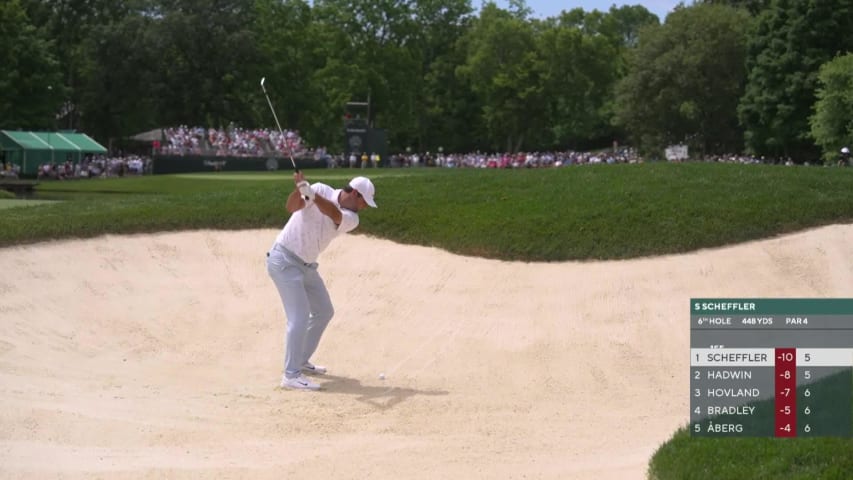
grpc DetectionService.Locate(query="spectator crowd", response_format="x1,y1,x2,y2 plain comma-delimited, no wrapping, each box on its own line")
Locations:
36,155,150,180
339,149,644,169
14,121,846,181
161,125,305,158
155,124,851,169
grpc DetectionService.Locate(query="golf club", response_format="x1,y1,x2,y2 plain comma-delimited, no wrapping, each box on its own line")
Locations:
260,77,309,201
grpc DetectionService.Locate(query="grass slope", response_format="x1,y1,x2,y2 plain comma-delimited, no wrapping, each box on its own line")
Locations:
650,429,853,480
660,371,853,479
6,163,853,261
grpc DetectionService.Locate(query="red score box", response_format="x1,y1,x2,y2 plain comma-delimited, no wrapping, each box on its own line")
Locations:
775,347,797,437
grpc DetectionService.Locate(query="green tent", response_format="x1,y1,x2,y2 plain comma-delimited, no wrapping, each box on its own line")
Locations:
0,130,107,176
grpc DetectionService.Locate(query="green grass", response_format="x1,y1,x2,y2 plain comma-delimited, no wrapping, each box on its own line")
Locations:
9,163,853,261
3,163,853,476
0,199,59,209
649,429,853,480
663,371,853,479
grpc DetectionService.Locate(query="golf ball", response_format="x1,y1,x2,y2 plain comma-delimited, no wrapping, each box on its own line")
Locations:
379,373,386,380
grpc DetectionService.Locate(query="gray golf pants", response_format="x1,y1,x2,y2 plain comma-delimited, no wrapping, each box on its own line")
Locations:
266,244,334,379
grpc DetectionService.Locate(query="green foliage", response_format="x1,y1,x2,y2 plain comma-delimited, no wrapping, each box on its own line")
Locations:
701,0,771,15
603,4,661,48
614,3,752,156
312,0,423,148
79,13,158,140
5,165,853,263
410,0,477,153
0,0,64,130
20,0,133,130
4,0,849,161
809,53,853,162
738,0,853,160
505,0,532,19
253,0,318,137
537,7,657,150
650,427,853,480
148,0,262,128
451,2,650,153
457,3,544,152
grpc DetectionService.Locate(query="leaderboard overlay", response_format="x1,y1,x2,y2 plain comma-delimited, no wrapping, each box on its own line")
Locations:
691,299,853,437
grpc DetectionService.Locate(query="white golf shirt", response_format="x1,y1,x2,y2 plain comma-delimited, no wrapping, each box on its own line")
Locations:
274,183,359,263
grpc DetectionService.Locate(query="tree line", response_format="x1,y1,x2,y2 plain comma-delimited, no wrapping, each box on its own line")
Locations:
1,0,851,162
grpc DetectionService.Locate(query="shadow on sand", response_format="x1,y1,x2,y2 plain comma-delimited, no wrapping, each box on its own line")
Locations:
317,374,448,410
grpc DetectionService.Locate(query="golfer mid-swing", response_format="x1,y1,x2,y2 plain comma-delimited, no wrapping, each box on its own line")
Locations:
267,171,377,390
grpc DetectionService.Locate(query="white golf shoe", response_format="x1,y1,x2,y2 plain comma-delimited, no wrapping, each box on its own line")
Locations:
302,362,327,375
281,374,320,391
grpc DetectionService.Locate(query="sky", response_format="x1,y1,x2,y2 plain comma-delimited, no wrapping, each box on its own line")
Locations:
492,0,686,22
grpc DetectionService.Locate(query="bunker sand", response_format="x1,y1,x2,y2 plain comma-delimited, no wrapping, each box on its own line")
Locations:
1,225,852,479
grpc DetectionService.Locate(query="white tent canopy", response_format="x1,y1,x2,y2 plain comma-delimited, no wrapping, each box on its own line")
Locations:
129,128,164,142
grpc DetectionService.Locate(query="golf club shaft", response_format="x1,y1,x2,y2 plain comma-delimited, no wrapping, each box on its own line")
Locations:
261,77,308,201
260,78,299,172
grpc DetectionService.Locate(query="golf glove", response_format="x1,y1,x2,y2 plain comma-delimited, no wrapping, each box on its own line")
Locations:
296,181,315,201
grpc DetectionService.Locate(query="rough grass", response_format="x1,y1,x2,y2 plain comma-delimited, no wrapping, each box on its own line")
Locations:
8,163,853,262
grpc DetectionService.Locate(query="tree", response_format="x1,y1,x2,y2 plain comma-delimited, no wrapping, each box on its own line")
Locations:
602,4,661,48
252,0,317,136
79,12,159,142
146,0,261,128
0,0,64,130
505,0,532,19
537,6,658,150
809,53,853,162
738,0,853,160
614,3,752,156
702,0,770,15
410,0,476,153
310,0,426,150
20,0,136,130
457,2,545,152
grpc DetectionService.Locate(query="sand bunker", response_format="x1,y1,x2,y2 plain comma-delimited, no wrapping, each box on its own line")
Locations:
2,225,852,479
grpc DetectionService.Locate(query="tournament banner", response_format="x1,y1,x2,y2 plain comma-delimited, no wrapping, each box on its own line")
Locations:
345,127,368,157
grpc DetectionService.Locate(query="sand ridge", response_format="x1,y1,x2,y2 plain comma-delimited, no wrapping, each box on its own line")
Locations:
1,225,852,479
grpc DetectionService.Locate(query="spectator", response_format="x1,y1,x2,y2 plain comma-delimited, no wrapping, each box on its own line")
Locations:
1,161,18,179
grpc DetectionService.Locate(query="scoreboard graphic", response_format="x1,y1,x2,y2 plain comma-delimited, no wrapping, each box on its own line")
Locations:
690,299,853,437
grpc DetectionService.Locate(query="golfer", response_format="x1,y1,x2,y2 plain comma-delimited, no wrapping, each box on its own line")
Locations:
267,172,377,390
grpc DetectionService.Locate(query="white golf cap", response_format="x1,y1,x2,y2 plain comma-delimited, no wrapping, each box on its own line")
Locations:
349,176,377,208
842,147,850,154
